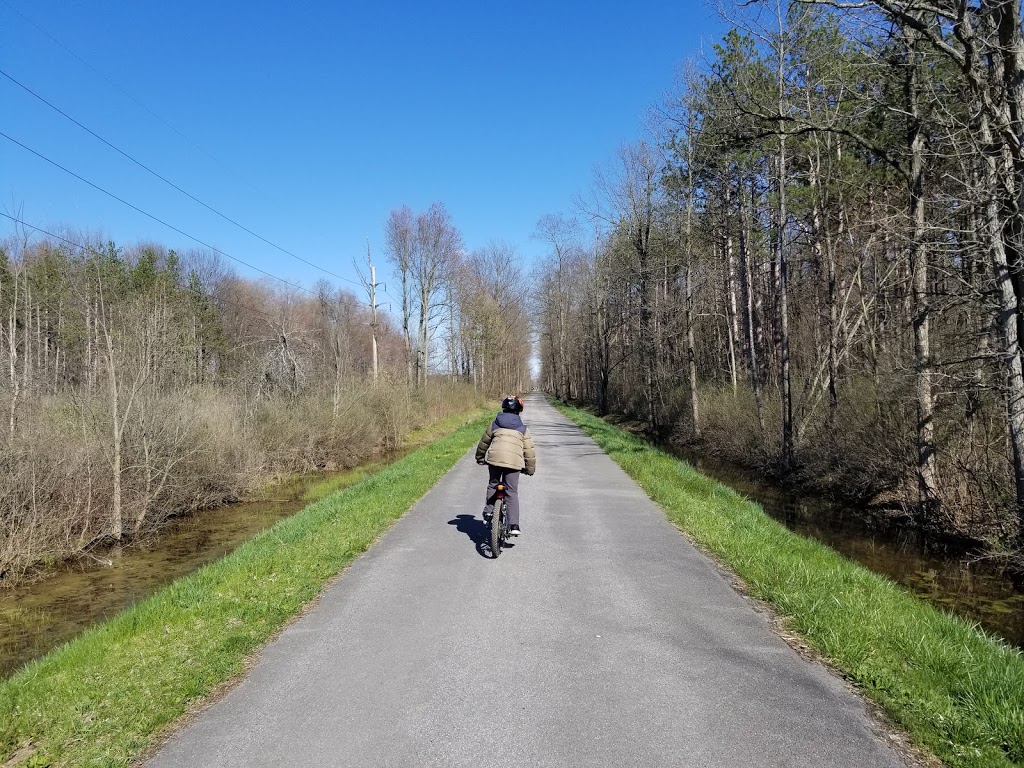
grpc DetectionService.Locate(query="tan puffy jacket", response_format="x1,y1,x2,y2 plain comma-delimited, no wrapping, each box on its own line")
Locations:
475,412,537,475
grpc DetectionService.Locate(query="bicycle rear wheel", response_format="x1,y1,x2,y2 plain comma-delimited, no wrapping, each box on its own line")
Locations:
490,498,504,558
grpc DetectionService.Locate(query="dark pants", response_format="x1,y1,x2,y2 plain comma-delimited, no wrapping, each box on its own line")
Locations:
483,465,521,526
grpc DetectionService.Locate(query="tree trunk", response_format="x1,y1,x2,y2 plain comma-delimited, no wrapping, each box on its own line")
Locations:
417,284,428,389
685,221,700,440
403,286,413,388
777,87,794,471
104,325,124,542
972,58,1024,530
7,293,19,444
906,23,940,511
809,148,838,422
738,179,764,428
987,0,1024,534
723,233,739,396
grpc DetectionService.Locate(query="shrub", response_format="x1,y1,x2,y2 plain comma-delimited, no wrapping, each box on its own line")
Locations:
794,377,913,504
0,380,488,583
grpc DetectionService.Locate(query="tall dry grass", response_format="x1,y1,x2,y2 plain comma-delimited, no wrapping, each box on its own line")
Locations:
0,380,487,582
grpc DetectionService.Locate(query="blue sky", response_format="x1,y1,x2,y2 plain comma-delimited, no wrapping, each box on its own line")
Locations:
1,0,726,297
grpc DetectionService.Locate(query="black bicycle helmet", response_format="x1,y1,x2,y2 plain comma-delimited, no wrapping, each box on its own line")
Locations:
501,396,524,414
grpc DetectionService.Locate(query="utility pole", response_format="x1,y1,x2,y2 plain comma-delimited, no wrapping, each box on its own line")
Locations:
368,244,379,384
357,242,380,384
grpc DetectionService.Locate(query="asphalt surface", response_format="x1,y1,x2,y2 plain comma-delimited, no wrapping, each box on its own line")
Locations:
148,395,910,768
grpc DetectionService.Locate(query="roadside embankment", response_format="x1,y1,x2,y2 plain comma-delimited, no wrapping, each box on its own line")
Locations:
0,414,491,768
557,402,1024,768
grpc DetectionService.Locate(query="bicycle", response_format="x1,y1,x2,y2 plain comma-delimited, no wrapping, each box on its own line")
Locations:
488,477,510,559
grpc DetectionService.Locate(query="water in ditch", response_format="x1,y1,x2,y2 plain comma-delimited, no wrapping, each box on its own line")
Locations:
0,461,389,680
674,447,1024,649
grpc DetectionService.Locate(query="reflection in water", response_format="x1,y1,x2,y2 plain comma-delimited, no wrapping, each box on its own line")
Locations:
676,447,1024,648
0,464,381,680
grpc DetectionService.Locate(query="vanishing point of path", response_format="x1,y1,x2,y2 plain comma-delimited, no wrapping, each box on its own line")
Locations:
148,396,912,767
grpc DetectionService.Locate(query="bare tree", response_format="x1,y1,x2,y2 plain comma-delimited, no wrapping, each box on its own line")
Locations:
533,214,580,400
413,203,463,388
385,206,416,386
588,142,662,429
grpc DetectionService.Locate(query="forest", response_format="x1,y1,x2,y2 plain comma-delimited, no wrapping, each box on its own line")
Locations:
0,202,532,581
533,0,1024,552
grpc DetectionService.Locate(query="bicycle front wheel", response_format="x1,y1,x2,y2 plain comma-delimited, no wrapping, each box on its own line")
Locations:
490,498,504,558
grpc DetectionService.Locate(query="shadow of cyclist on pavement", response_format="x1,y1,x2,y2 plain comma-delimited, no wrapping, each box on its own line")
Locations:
447,514,515,559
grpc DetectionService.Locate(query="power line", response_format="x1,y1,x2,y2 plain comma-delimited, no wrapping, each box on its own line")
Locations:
0,129,325,296
0,67,359,288
0,0,278,204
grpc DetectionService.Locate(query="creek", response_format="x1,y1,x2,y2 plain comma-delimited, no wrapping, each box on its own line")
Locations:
0,461,390,680
675,446,1024,649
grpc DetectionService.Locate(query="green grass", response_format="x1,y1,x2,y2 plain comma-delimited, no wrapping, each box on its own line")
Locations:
0,415,491,768
299,460,392,502
405,407,491,446
557,402,1024,768
299,409,489,502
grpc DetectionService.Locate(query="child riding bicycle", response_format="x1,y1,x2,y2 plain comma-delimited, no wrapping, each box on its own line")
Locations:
475,396,537,536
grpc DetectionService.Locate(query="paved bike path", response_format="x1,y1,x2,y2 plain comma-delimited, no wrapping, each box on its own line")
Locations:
148,396,910,767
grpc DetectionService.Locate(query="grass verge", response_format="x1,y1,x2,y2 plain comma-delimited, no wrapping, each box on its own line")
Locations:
556,402,1024,768
299,408,491,502
0,414,491,768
